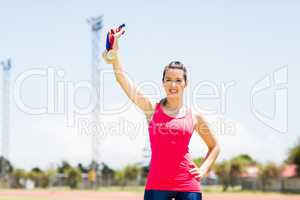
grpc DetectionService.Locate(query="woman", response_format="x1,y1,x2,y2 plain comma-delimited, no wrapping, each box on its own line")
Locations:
103,35,220,200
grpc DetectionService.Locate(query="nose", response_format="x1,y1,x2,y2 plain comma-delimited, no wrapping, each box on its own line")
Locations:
171,81,176,87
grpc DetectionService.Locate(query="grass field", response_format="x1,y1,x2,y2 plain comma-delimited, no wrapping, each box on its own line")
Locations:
0,187,299,200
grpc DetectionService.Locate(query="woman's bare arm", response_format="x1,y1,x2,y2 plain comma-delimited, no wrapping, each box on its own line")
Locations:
103,51,155,119
194,110,220,177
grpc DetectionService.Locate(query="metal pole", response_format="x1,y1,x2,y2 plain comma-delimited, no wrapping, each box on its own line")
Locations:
87,16,103,186
1,58,12,178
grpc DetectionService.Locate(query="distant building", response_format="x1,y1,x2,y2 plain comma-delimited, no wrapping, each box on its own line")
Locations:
281,164,297,178
240,165,259,178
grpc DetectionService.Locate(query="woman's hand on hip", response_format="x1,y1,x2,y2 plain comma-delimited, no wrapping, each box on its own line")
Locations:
189,162,206,181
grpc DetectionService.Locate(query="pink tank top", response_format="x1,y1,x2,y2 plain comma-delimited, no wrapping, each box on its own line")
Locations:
145,102,201,192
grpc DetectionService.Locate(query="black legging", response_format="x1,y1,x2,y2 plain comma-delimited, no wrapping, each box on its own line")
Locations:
144,190,202,200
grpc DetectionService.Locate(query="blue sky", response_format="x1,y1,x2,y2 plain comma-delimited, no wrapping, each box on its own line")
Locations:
0,0,299,170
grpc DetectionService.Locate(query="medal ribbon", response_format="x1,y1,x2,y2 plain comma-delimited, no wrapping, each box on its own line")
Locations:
106,24,126,51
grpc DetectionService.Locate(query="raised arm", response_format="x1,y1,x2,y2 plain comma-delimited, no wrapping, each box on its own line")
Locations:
102,39,155,120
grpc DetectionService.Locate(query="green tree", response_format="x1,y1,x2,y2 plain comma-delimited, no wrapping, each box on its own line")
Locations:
28,167,49,188
57,161,72,186
65,168,82,189
141,165,150,179
214,160,230,191
124,164,139,183
193,157,204,167
101,163,115,186
45,168,57,187
11,169,27,188
214,155,257,191
114,169,125,187
77,163,88,173
58,161,71,174
286,138,300,176
259,162,281,191
88,160,100,171
229,154,256,187
0,156,13,177
114,164,140,188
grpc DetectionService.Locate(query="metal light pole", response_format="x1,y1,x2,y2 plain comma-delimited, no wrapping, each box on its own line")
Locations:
87,16,103,171
1,58,12,178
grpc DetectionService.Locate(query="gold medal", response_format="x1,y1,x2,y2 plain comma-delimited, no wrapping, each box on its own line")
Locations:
103,50,117,63
106,49,117,61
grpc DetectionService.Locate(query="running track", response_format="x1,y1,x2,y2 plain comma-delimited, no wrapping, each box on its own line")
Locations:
0,190,299,200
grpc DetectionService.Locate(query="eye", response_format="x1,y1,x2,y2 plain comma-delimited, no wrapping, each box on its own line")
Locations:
165,79,171,82
176,79,182,83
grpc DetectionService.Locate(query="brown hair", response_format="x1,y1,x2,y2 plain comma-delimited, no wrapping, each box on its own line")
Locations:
162,61,187,82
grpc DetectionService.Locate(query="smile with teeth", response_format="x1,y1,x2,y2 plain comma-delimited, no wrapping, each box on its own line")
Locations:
169,89,178,94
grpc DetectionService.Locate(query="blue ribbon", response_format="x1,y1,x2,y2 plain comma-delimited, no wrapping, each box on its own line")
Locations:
105,24,126,51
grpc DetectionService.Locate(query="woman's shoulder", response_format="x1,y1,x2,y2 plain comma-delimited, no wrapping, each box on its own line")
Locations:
190,107,206,128
145,100,161,123
190,107,211,130
191,107,207,119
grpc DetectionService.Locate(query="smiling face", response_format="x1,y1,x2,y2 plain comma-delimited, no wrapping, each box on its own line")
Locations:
162,68,187,98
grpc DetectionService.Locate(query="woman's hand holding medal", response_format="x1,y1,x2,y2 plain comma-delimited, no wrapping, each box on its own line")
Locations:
102,24,125,64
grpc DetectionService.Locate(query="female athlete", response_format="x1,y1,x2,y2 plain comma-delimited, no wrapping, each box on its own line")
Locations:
103,29,220,200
